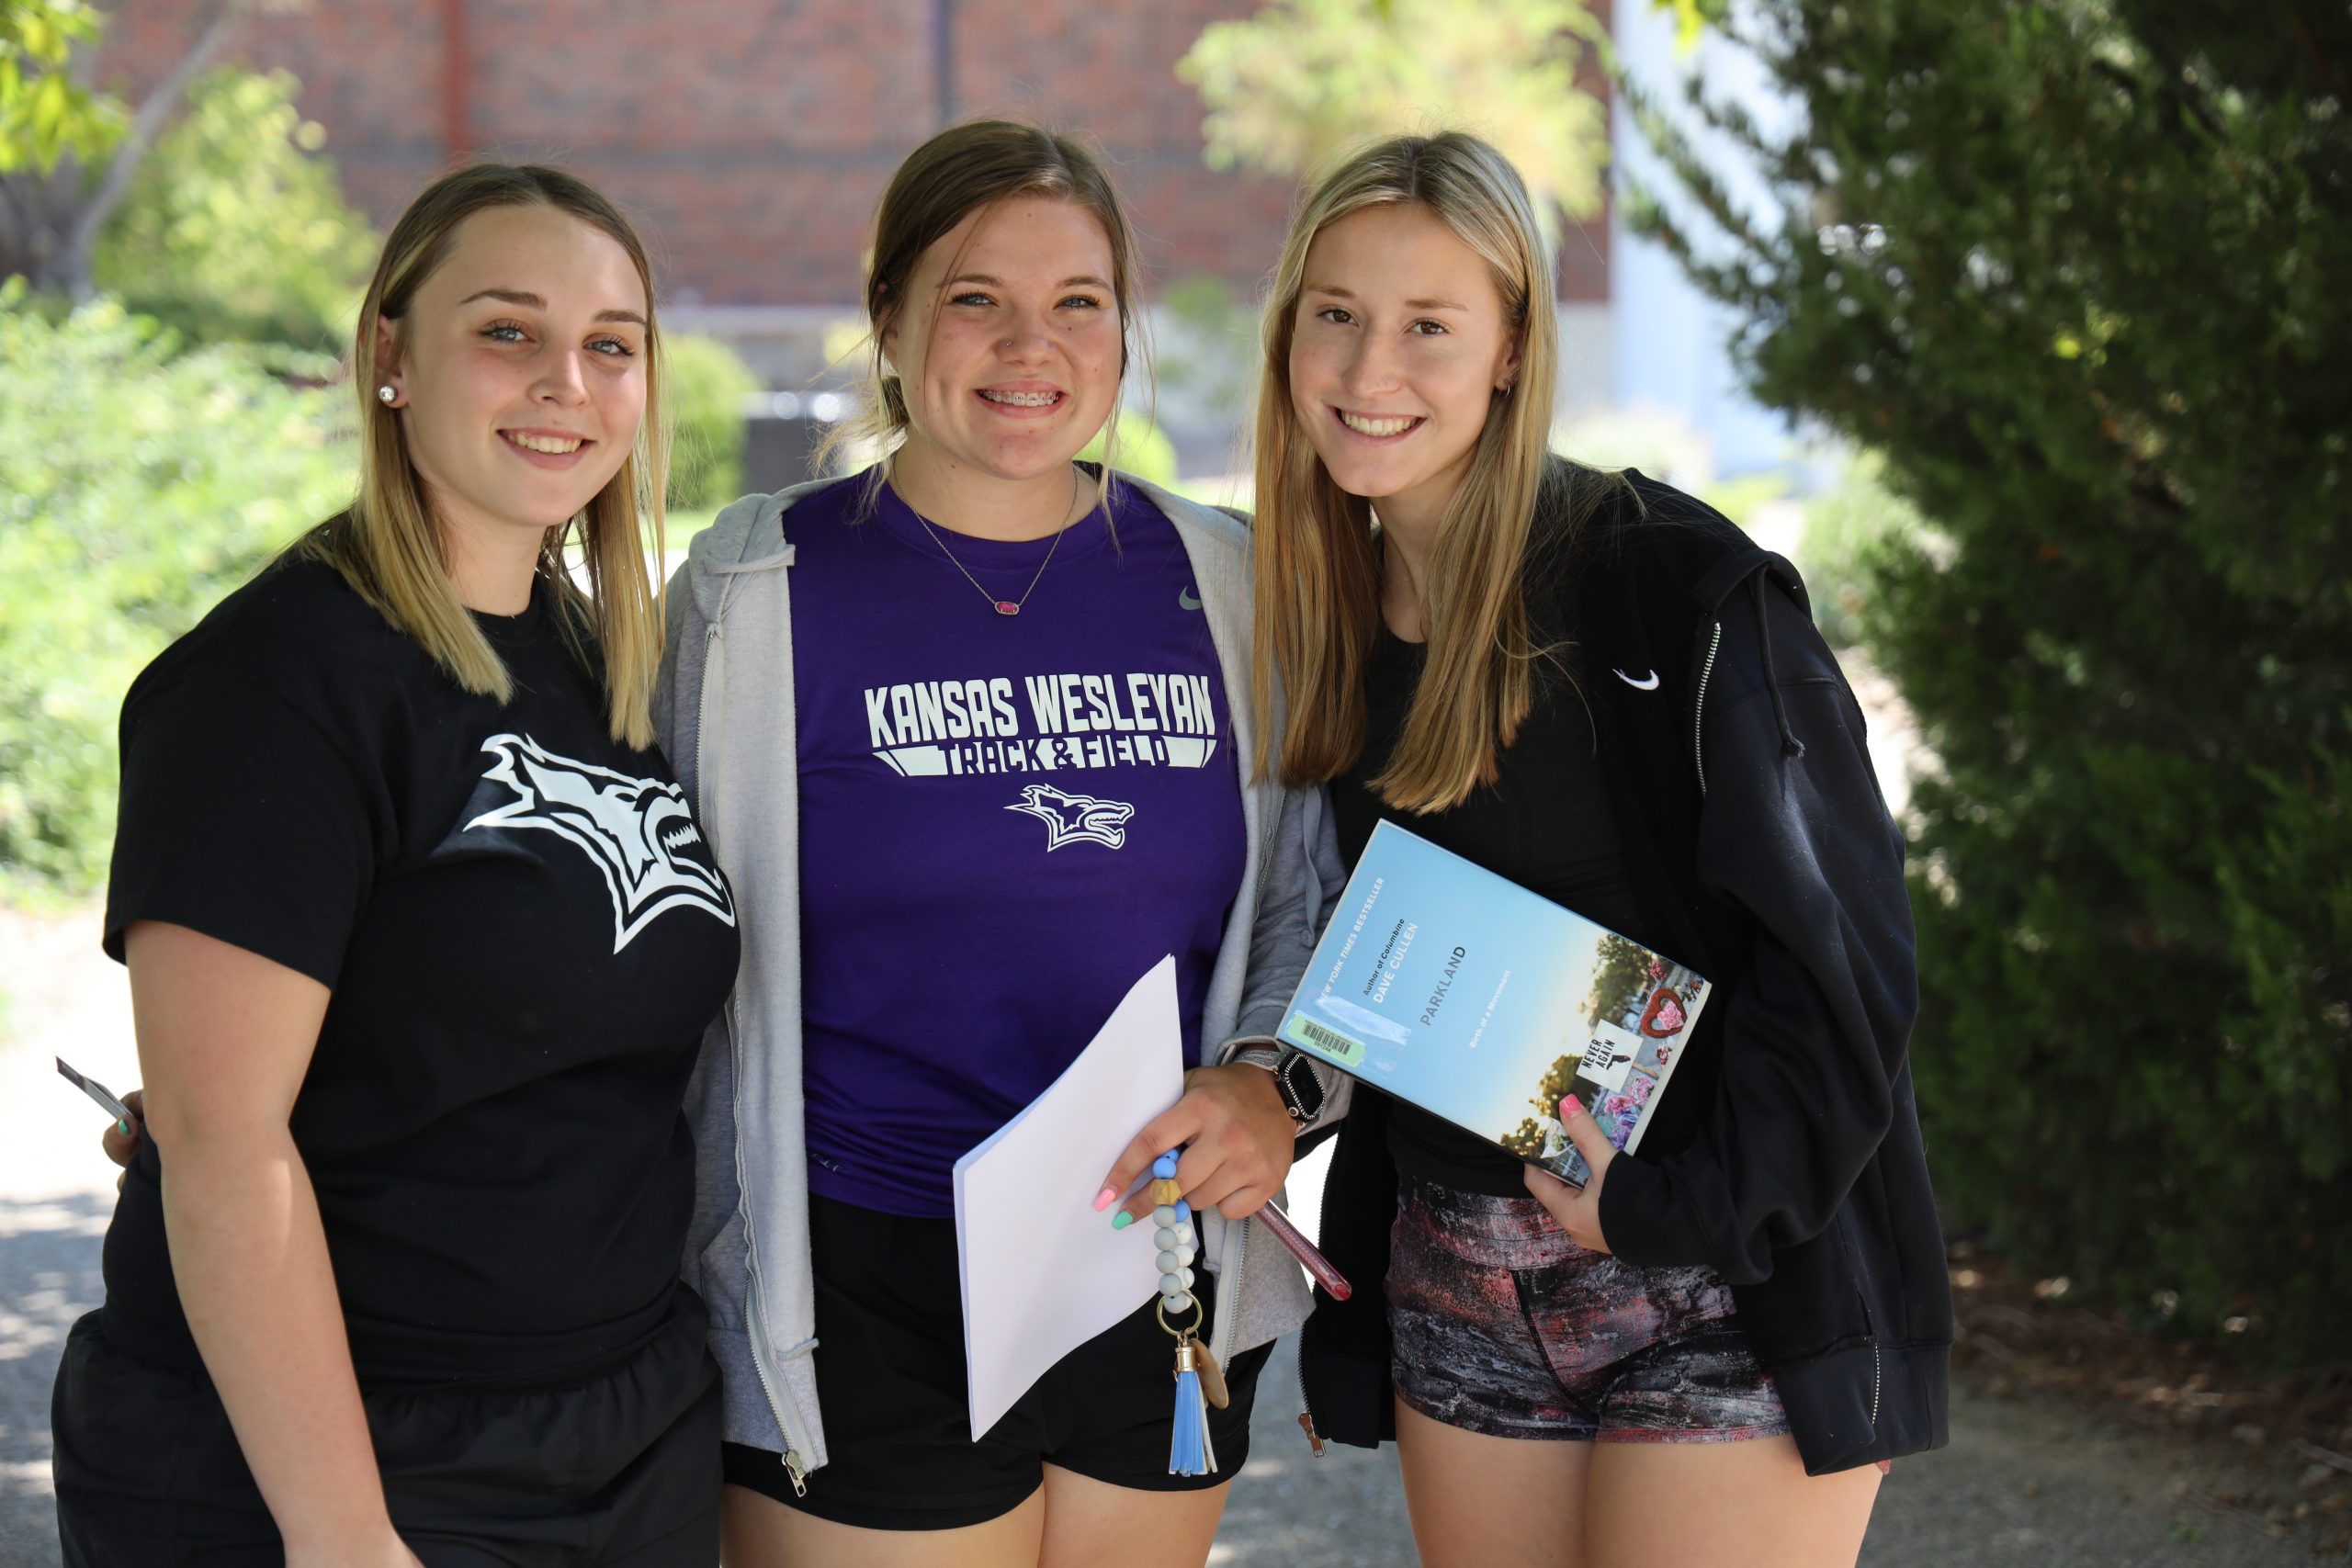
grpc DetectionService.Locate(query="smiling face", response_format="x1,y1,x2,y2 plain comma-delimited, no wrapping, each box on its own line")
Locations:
882,195,1124,491
1287,202,1521,532
377,204,649,550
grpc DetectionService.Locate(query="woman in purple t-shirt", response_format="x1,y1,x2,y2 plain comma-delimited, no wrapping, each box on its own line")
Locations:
662,121,1344,1568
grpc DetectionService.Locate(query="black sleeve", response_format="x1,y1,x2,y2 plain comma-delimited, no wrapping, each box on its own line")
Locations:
103,670,379,987
1598,581,1918,1283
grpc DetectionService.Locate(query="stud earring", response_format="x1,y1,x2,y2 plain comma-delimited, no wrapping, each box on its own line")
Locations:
378,384,399,405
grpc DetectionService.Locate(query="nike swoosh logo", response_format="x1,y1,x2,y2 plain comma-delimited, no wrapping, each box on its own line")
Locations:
1613,668,1661,691
1179,588,1203,611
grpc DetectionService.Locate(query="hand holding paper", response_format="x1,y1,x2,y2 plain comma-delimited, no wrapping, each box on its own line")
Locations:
1094,1061,1295,1225
953,957,1186,1440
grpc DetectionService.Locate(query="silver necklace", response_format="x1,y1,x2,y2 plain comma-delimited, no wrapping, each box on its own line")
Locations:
905,467,1084,617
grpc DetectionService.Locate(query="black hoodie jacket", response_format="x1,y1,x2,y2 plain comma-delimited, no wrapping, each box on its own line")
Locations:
1296,468,1952,1475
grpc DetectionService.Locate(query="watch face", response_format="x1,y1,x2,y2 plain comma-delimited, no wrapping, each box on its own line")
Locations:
1278,1055,1324,1120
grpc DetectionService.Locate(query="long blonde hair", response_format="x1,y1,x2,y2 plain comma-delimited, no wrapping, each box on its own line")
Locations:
818,118,1148,509
1251,132,1622,811
306,163,668,748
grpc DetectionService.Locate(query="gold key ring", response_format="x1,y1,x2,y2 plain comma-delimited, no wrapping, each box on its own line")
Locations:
1154,1292,1204,1338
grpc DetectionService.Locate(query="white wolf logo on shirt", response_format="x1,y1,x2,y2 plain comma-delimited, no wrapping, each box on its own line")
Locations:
461,733,736,952
1004,784,1135,851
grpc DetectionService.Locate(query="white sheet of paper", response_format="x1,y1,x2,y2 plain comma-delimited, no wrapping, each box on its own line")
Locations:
953,955,1185,1440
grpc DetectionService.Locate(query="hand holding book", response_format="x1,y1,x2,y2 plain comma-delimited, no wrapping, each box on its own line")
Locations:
1274,822,1713,1191
1521,1094,1617,1253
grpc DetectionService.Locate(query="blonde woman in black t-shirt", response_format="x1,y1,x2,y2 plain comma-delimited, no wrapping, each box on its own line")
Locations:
1254,134,1950,1567
53,166,741,1566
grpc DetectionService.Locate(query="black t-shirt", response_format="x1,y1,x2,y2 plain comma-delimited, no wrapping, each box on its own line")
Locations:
99,554,740,1387
1332,626,1644,1197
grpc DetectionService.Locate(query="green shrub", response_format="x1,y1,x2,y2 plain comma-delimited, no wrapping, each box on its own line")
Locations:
0,286,355,893
1795,452,1928,651
663,334,759,509
1156,275,1257,430
1639,1,2352,1359
95,68,376,353
1081,412,1180,490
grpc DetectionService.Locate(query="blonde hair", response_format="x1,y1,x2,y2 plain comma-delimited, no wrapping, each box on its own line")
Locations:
304,163,668,748
1250,131,1623,811
820,118,1148,508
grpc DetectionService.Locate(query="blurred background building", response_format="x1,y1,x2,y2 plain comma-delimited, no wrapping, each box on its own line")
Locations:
84,0,1723,491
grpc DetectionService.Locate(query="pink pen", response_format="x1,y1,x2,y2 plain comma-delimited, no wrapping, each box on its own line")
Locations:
1255,1199,1351,1301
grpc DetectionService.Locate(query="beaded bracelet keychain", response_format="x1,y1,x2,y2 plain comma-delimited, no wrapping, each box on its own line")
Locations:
1147,1150,1230,1475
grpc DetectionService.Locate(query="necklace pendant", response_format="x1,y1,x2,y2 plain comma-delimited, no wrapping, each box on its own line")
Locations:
993,600,1022,616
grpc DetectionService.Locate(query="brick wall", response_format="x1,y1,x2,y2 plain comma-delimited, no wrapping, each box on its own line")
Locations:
92,0,1609,309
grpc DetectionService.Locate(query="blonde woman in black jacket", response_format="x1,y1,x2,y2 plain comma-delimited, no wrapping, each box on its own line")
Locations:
1250,132,1951,1568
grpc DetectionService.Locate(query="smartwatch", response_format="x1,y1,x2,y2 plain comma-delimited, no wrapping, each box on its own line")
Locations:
1227,1043,1326,1125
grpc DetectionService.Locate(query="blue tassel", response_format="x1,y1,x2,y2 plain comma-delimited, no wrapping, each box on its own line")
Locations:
1170,1364,1212,1476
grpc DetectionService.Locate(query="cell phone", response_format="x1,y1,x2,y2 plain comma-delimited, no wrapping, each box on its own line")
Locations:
56,1056,136,1127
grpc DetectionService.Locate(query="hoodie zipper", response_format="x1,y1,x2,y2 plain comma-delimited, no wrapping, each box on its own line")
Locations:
1691,621,1724,795
1211,1213,1248,1369
742,1249,811,1495
1295,1336,1328,1457
700,614,813,1495
695,623,720,795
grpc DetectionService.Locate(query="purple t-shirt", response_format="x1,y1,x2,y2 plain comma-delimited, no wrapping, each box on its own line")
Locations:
791,472,1247,1216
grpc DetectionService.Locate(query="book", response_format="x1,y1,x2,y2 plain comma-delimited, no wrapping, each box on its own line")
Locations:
1277,820,1711,1185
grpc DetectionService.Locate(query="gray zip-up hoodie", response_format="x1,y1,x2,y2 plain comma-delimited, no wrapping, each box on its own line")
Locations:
651,472,1350,1491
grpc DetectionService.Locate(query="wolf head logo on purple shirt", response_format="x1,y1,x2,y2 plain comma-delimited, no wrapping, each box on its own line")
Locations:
1003,784,1136,851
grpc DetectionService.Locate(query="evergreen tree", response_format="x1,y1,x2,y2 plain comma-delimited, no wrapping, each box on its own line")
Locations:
1637,0,2351,1359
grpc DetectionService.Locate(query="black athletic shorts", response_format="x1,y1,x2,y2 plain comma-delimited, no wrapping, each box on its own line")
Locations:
51,1290,721,1567
722,1191,1273,1530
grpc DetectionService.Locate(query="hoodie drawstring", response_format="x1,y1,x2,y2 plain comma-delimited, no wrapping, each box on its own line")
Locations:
1749,574,1806,760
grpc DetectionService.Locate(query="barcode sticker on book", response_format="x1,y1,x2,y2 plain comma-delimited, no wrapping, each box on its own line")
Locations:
1285,1016,1365,1066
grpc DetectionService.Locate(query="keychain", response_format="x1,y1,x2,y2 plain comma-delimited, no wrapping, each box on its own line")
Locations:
1148,1150,1227,1475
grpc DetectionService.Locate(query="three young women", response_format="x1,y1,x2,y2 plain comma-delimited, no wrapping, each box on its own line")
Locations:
1254,133,1953,1568
55,165,738,1565
655,121,1344,1568
68,119,1947,1568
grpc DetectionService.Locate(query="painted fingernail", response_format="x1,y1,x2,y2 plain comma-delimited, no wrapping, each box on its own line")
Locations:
1111,1211,1135,1231
1092,1185,1118,1212
1560,1095,1582,1119
117,1119,133,1136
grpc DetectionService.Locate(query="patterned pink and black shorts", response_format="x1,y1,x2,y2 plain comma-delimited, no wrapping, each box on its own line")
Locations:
1387,1175,1792,1444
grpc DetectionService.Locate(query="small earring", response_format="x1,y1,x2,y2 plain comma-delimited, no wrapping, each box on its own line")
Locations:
377,384,399,405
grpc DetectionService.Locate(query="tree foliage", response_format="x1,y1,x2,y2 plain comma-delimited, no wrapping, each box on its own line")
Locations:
662,333,760,508
1635,0,2352,1359
0,0,121,173
0,284,354,891
1585,931,1657,1027
1,0,295,298
1179,0,1611,228
95,66,374,351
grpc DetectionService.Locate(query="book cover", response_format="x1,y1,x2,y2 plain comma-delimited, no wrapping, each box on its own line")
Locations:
1277,820,1711,1185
